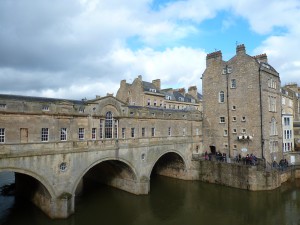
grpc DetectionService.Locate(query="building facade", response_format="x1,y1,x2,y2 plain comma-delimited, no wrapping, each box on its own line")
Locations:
202,44,283,163
282,83,300,152
116,75,202,111
0,94,202,150
281,87,294,152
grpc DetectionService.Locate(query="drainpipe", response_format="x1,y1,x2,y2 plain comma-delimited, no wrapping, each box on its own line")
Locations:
226,65,231,159
259,66,265,160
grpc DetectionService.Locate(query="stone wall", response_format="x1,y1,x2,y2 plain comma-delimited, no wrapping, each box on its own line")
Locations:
198,160,281,191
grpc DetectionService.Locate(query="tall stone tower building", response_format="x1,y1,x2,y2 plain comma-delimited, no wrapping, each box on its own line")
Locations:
202,44,282,163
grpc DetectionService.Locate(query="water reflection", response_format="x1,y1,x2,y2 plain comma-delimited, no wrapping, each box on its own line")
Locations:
1,172,300,225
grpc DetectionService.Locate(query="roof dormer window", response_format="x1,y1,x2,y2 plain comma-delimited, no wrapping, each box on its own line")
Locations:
179,97,184,102
42,105,49,111
0,104,6,109
166,95,171,100
149,88,156,92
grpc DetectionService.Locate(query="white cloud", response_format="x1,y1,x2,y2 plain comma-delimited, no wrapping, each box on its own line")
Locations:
108,46,206,90
0,0,300,100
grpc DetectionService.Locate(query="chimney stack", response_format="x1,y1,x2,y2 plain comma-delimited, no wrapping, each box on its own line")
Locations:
152,79,161,90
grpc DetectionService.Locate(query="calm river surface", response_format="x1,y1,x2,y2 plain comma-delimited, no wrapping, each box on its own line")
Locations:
1,172,300,225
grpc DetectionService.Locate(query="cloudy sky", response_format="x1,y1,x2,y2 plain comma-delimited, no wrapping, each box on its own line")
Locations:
0,0,299,100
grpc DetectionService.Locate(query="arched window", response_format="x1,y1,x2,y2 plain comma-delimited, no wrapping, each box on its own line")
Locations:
105,111,113,138
219,91,225,103
270,118,277,136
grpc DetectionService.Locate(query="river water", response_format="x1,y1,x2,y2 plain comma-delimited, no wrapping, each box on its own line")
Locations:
1,172,300,225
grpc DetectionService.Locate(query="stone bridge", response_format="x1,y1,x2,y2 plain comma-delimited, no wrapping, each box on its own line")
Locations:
0,137,199,218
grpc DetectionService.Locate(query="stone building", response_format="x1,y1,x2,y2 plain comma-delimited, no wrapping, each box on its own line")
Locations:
282,83,300,152
116,75,202,111
281,86,294,152
202,44,283,163
0,93,202,150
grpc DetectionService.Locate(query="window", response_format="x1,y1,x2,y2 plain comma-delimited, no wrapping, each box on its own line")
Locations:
131,128,135,138
183,128,186,136
42,105,49,111
141,127,145,137
149,88,156,92
284,117,290,126
122,128,126,139
270,118,277,136
242,116,246,122
282,97,286,105
151,127,155,137
79,108,85,113
219,91,225,103
268,79,276,89
166,95,171,100
105,111,113,138
114,120,118,138
41,128,49,142
284,130,292,139
60,128,67,141
147,99,151,106
92,128,96,140
269,141,278,153
0,128,5,143
233,144,237,149
233,128,237,133
179,97,184,102
168,127,171,136
59,162,67,172
222,66,232,74
196,128,199,135
232,105,236,110
231,79,236,88
220,117,225,123
154,100,157,106
224,129,228,136
78,128,84,140
268,96,276,112
0,104,7,109
242,129,246,134
100,119,104,139
232,116,236,122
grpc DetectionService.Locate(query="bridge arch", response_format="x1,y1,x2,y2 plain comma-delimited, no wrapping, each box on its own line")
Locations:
72,157,138,196
148,150,187,179
0,168,55,198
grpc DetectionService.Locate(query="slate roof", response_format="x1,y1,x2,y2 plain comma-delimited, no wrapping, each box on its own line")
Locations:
0,94,84,105
142,81,162,93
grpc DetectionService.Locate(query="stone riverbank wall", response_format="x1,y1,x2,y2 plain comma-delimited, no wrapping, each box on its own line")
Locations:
197,160,300,191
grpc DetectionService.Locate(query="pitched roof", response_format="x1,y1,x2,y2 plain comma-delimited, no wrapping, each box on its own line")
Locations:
0,94,84,105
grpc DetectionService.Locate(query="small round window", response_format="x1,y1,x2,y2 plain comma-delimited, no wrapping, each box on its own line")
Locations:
141,153,146,160
59,162,67,172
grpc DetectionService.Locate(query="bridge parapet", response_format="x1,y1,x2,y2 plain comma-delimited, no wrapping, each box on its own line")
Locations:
0,135,201,158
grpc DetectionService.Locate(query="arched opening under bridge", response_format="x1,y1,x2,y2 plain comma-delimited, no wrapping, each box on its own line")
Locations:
75,160,138,197
150,152,186,179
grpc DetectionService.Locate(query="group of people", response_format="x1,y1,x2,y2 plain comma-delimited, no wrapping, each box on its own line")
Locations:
204,151,227,162
235,154,258,165
272,159,289,171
